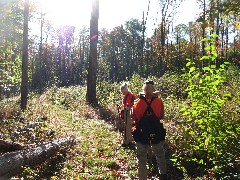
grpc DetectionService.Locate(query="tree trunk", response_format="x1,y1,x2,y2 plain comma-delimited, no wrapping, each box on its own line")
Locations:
141,11,145,77
0,138,74,179
20,0,29,111
0,68,2,100
225,17,229,62
215,0,220,67
202,0,206,67
86,0,99,105
39,7,43,94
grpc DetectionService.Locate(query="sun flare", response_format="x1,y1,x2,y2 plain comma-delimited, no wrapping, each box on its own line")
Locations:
38,0,91,27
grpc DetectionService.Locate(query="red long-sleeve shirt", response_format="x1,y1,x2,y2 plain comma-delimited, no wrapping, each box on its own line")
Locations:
121,92,136,108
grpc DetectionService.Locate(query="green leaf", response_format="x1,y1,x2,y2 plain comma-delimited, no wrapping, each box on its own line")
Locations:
196,119,203,124
201,38,208,42
189,67,195,73
188,91,193,97
186,62,191,67
212,51,218,58
199,159,205,165
210,34,218,38
194,72,200,78
220,64,225,69
192,102,198,107
192,110,198,115
223,93,231,98
183,111,190,116
203,67,210,71
205,46,211,51
189,131,195,135
200,56,209,60
210,65,216,69
170,158,177,163
180,107,187,112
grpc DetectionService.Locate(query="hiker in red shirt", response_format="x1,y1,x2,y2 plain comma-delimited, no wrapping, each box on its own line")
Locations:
119,83,136,146
132,80,167,180
120,83,135,109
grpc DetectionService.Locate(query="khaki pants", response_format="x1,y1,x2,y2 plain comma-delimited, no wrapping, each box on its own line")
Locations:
136,141,166,180
123,109,133,145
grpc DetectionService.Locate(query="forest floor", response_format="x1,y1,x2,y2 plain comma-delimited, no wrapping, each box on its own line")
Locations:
0,87,184,179
1,68,240,179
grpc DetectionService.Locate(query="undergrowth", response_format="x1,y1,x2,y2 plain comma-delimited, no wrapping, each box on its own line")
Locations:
0,86,138,179
0,64,239,179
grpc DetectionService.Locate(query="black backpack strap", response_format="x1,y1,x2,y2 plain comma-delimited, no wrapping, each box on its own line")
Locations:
139,96,156,116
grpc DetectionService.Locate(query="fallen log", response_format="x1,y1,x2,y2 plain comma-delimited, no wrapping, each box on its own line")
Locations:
0,140,24,153
0,137,74,179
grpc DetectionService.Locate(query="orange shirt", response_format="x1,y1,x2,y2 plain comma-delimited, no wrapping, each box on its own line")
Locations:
122,92,136,108
133,95,164,121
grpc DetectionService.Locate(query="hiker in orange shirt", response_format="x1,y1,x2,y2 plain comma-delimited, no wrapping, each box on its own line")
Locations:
132,80,167,180
119,83,136,146
120,83,135,109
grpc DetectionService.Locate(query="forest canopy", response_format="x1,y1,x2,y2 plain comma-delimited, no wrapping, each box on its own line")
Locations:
0,0,239,97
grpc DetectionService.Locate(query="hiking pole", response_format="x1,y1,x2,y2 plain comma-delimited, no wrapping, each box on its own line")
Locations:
124,106,130,145
116,104,124,138
124,108,127,144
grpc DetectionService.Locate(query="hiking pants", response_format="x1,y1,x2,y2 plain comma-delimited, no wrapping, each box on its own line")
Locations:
136,141,166,180
123,109,133,144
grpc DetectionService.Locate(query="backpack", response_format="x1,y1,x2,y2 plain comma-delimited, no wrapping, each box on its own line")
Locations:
132,96,166,145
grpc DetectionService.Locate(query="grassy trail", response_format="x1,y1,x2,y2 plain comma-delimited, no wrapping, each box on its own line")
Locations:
48,104,138,179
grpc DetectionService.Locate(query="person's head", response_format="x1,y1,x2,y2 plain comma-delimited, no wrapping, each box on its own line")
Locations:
142,80,155,95
120,83,129,95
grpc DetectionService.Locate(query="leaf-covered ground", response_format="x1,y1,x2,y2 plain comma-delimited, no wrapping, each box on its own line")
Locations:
48,104,138,179
0,86,184,179
1,68,239,179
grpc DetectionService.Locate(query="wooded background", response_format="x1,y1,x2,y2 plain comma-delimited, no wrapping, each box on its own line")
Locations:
0,0,239,99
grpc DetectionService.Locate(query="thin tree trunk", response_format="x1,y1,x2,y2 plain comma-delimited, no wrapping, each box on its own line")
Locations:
20,0,29,111
202,0,206,67
0,61,3,99
215,0,220,67
61,41,67,86
39,7,43,93
225,18,229,62
189,22,193,61
141,11,145,77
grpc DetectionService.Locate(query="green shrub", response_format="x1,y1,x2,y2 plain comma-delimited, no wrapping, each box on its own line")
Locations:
97,80,120,107
173,34,239,178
